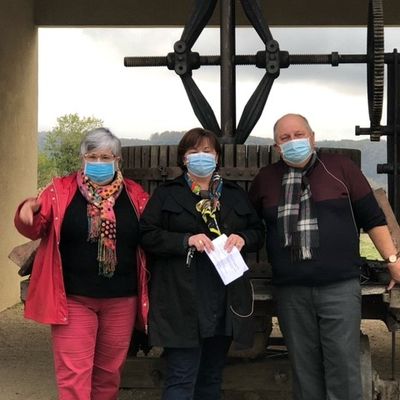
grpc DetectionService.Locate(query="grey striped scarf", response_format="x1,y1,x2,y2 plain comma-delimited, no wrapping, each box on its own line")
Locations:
277,153,319,260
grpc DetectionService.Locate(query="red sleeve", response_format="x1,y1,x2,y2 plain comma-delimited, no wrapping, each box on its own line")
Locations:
14,187,53,240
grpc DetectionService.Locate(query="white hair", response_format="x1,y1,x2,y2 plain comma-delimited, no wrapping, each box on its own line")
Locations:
80,128,122,157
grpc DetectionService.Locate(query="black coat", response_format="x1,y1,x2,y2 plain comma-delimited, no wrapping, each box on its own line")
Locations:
140,175,264,348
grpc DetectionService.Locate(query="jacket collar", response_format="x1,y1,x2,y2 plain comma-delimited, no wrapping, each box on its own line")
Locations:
165,174,199,216
164,174,238,220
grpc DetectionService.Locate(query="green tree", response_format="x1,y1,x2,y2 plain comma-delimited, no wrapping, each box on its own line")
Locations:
38,113,103,187
37,152,57,189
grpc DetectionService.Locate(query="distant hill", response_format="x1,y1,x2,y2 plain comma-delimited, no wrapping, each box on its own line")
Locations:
39,130,388,189
121,131,186,146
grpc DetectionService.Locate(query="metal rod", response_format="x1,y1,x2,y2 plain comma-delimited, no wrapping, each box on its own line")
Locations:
392,331,396,380
124,53,370,68
394,49,399,219
386,49,400,217
220,0,236,141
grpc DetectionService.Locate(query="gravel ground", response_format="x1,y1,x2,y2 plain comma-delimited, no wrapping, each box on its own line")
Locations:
0,303,398,400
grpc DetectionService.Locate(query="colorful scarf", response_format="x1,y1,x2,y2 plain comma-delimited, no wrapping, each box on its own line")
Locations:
185,172,223,236
277,153,319,260
77,170,123,277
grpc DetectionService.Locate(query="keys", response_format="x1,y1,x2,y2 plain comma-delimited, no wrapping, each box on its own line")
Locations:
186,246,195,268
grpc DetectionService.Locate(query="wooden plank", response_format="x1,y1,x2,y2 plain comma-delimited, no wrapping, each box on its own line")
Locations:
259,145,270,167
236,144,247,190
124,167,182,181
168,145,178,166
236,144,246,167
246,145,260,193
247,146,259,168
223,144,234,168
121,356,292,393
270,145,280,163
141,146,151,193
149,146,160,195
141,146,151,168
150,145,159,167
159,146,168,167
121,147,130,167
134,147,141,168
218,167,261,181
158,146,169,186
8,239,41,276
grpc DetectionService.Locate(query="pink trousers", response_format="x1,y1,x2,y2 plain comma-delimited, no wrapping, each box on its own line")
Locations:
51,295,137,400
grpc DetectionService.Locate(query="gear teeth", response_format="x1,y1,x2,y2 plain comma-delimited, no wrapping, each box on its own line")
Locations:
367,0,384,134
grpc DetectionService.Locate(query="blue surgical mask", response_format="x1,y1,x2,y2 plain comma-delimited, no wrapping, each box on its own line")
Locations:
84,161,115,184
279,138,313,166
186,152,217,177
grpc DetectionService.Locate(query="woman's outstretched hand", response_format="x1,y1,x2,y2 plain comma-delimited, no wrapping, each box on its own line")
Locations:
19,198,41,226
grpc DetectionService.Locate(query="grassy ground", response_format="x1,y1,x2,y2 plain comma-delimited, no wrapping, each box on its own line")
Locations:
360,233,382,260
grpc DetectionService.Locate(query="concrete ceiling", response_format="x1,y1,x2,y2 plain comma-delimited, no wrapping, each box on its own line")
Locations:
34,0,399,27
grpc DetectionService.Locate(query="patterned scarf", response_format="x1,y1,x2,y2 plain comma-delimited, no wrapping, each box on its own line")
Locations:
77,170,123,277
277,153,319,260
185,172,223,236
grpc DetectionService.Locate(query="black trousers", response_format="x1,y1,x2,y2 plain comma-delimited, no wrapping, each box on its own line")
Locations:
162,335,232,400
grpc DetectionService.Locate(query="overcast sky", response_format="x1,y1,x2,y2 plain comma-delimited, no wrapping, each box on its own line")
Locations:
38,27,400,141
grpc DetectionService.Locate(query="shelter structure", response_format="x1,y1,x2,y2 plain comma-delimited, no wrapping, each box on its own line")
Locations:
1,0,400,313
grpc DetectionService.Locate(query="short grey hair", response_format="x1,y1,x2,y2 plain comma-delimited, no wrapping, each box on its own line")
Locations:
80,127,122,158
273,113,313,142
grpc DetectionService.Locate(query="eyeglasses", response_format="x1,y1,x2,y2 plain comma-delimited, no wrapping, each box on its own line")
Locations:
84,153,117,162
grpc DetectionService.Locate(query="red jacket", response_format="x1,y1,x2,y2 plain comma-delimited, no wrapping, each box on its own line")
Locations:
14,173,150,331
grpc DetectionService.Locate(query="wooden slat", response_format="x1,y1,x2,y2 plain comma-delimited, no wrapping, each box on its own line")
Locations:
236,145,246,167
259,145,270,167
168,145,178,168
134,146,142,172
270,145,280,164
121,147,130,167
150,145,159,167
219,167,260,181
159,146,168,167
140,146,151,192
124,167,182,181
149,146,160,195
247,145,259,168
235,144,247,190
223,144,234,167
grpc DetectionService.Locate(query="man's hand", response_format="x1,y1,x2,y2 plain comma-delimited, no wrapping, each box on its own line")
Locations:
387,260,400,290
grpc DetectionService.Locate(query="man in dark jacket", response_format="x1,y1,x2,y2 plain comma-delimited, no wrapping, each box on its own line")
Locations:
249,113,400,400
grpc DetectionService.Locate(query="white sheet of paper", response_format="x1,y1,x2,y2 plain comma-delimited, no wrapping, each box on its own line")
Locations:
205,234,249,285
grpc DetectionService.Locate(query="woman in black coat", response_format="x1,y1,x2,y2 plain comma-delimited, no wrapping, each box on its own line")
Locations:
140,127,264,400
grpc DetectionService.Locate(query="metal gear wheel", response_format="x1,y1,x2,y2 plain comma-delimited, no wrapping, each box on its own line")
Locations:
367,0,384,139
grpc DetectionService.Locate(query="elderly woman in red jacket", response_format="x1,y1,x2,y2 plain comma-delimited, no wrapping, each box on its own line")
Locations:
14,127,149,400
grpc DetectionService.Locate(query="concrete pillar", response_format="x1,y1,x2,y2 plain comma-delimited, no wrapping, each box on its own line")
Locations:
0,0,37,311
